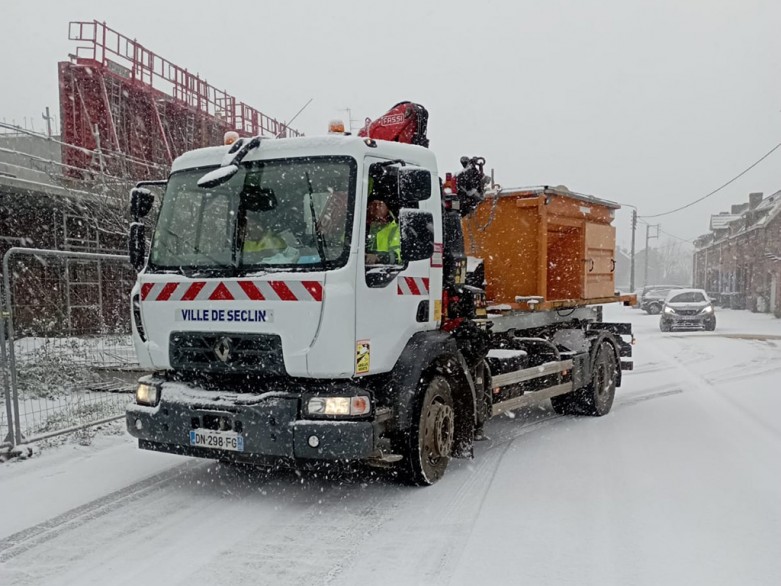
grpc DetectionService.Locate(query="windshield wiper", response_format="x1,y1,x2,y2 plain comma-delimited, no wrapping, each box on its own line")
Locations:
305,171,328,265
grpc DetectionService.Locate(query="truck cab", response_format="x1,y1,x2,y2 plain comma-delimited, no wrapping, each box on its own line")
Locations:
127,135,459,483
131,136,441,378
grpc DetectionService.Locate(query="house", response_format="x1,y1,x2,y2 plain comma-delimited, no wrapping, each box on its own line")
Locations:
693,191,781,315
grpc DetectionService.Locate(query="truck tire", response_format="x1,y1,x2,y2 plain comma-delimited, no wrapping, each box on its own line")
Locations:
551,340,617,417
401,375,455,486
580,341,617,416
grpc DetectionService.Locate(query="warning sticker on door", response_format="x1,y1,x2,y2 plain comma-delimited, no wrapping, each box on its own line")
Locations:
431,242,443,268
355,340,371,375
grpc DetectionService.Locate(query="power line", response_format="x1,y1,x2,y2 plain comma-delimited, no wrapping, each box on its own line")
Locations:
636,217,693,244
639,140,781,219
659,228,692,244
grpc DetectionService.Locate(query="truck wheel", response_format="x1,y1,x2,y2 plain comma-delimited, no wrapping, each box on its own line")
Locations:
401,375,455,486
646,303,662,315
581,341,617,416
552,341,617,417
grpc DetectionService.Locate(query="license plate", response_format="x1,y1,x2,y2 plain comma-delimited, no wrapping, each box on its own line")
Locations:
189,429,244,452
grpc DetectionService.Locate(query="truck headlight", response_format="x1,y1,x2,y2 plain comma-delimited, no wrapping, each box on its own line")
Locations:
700,306,713,314
136,382,161,407
663,306,676,315
306,395,371,417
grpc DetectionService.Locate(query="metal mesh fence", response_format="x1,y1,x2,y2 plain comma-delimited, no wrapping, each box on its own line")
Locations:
4,248,143,444
1,388,10,447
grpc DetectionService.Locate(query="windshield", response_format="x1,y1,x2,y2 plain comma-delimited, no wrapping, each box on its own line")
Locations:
669,291,707,303
149,156,356,272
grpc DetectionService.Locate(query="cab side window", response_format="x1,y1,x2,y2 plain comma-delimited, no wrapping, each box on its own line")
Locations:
365,163,408,267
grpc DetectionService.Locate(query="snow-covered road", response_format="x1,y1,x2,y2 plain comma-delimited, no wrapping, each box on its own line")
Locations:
1,306,779,585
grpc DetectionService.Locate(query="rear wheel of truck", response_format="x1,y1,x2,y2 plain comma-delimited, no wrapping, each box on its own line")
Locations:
551,340,617,417
401,375,455,486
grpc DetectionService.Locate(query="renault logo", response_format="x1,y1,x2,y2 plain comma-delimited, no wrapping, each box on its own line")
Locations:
214,336,233,363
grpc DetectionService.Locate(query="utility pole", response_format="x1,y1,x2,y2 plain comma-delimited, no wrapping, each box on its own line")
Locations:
342,107,362,133
643,223,660,287
42,106,54,138
630,208,637,291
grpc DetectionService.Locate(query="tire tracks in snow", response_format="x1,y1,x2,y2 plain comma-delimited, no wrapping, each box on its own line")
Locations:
0,460,203,563
187,475,404,586
618,335,781,408
665,335,780,386
425,410,564,584
700,338,781,385
649,338,781,442
614,384,684,409
427,369,704,582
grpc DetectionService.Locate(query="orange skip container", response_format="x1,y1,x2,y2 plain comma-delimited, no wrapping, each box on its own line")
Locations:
462,186,630,311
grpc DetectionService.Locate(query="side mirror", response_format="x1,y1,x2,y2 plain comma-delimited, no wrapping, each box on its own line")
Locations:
398,167,431,205
400,209,434,262
197,164,239,188
130,187,154,219
129,222,146,272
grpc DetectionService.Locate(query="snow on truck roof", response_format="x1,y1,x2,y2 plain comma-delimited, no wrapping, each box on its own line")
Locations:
494,185,621,210
170,135,438,173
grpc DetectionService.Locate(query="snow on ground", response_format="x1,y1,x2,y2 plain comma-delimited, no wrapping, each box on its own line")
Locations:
0,305,779,585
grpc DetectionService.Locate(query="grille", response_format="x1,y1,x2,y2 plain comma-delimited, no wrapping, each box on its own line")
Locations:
675,309,700,316
169,332,285,374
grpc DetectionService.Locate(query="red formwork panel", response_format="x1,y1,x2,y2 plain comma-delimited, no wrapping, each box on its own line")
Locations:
58,21,301,180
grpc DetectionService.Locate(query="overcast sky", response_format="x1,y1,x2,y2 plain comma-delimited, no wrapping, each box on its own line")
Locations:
2,0,780,248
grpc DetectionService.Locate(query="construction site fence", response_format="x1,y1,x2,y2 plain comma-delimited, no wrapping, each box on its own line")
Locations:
1,247,143,450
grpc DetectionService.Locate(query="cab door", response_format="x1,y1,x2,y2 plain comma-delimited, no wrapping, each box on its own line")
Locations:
353,156,441,376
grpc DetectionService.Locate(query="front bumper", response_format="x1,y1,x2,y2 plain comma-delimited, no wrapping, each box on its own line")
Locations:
661,313,714,330
126,382,381,463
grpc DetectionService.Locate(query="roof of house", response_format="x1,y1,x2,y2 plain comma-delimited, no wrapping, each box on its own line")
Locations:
698,190,781,249
709,214,740,230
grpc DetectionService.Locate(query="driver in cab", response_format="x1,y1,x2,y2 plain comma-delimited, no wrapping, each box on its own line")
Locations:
365,191,401,265
242,212,298,263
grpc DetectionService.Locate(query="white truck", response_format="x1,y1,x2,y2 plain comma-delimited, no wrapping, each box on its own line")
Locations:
126,103,634,485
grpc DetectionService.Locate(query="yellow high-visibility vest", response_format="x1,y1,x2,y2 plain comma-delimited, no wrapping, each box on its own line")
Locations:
367,221,401,263
244,233,286,252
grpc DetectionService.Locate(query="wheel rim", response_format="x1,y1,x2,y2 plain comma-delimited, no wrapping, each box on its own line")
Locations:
595,362,607,398
594,343,617,411
421,398,454,464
